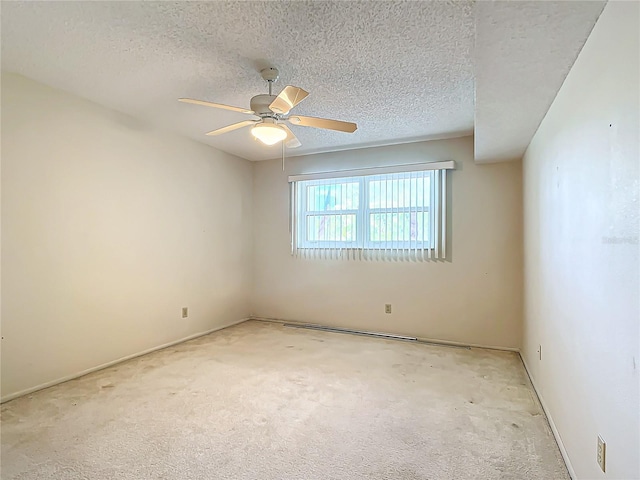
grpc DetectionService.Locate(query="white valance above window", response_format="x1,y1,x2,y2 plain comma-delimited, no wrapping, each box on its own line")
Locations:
287,160,455,182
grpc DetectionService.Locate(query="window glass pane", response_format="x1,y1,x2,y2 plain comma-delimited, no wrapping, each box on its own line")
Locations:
369,212,429,242
368,177,430,208
307,182,359,211
307,214,357,242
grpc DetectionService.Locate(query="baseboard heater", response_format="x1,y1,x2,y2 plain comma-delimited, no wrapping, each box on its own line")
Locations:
282,322,470,349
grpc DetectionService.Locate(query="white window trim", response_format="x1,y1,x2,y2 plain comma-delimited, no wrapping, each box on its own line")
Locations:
288,161,454,262
297,175,434,250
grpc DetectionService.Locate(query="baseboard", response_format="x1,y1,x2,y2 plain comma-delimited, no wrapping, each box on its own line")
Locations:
520,354,576,480
1,317,250,404
251,316,520,352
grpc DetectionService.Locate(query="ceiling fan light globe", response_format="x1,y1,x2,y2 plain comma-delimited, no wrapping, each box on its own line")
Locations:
251,123,287,145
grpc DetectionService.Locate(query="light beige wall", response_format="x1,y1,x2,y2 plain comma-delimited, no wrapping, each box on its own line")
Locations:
1,73,253,400
252,136,523,349
522,2,639,478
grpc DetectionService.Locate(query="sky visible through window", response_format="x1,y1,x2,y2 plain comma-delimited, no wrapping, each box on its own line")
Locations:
304,176,431,245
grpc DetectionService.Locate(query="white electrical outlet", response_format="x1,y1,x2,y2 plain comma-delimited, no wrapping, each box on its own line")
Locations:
182,307,188,318
597,435,606,472
385,304,392,314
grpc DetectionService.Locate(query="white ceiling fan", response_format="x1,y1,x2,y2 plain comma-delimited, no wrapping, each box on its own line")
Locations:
179,67,357,148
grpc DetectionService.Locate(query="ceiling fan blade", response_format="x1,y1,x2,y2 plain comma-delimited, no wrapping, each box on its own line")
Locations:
205,120,257,136
288,115,357,133
281,124,302,148
269,86,309,115
179,98,254,115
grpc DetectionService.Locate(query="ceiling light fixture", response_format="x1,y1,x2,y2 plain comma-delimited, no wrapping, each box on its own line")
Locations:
179,66,358,151
251,120,287,146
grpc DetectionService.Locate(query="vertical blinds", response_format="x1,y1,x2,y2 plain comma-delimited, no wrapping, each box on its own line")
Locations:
288,161,453,262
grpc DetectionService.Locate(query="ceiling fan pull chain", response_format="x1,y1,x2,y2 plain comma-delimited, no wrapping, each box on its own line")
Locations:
282,140,286,171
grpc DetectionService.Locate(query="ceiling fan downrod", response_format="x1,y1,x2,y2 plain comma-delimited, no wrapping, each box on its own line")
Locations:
260,67,280,96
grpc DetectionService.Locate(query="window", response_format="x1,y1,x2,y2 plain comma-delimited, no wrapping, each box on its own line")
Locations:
289,162,453,261
298,174,432,249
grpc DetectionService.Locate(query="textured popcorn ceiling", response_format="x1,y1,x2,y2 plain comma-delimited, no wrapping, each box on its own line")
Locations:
1,1,604,162
474,0,605,163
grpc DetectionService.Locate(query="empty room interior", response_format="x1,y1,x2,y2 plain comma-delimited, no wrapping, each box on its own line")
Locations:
1,1,638,479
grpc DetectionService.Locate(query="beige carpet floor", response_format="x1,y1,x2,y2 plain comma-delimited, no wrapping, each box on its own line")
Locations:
1,320,568,479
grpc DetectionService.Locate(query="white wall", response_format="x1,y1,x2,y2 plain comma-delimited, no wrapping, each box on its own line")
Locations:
252,136,523,349
1,73,253,400
522,2,639,479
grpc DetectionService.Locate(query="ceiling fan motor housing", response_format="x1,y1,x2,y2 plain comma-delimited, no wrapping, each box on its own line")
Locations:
250,94,278,116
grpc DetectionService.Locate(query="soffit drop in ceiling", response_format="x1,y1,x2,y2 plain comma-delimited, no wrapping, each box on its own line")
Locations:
474,0,605,163
1,1,605,162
